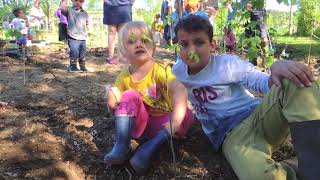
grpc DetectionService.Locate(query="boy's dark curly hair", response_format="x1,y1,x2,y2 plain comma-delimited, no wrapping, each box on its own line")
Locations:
175,15,213,43
12,8,23,17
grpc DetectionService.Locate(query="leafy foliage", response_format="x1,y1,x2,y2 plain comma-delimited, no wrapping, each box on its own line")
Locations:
4,29,22,39
296,0,320,36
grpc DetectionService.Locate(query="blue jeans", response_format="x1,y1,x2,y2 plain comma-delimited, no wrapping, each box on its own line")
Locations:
67,37,86,61
17,34,27,46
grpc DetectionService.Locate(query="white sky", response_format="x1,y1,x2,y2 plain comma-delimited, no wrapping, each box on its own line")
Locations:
265,0,297,12
133,0,298,12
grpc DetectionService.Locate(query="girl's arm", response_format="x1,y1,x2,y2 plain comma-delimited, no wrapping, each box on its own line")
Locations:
164,79,188,135
105,85,122,114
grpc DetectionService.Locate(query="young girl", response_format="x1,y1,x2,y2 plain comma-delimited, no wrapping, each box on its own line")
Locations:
151,14,163,45
104,21,193,174
56,0,68,42
223,25,236,52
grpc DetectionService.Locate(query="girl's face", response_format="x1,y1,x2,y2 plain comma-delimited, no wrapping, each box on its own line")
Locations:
122,31,154,66
177,29,215,74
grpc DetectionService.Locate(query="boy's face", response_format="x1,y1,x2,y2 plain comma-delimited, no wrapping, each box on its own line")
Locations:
73,0,84,8
177,29,215,73
18,10,25,18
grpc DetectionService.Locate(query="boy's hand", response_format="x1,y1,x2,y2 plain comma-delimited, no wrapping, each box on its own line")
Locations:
270,60,314,88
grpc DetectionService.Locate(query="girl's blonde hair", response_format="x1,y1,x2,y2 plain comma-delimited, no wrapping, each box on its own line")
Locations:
118,21,155,57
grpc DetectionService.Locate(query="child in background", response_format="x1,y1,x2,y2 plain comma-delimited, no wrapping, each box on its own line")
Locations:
171,0,187,43
60,0,89,72
223,26,236,51
151,14,163,45
161,0,171,45
185,0,208,19
173,15,319,180
11,8,30,58
56,0,68,42
2,16,11,39
104,21,193,174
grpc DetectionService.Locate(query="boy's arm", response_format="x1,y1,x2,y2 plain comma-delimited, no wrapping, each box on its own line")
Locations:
86,14,92,36
164,79,188,135
230,57,270,94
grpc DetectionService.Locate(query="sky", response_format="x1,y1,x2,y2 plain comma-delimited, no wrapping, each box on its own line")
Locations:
265,0,297,12
133,0,298,12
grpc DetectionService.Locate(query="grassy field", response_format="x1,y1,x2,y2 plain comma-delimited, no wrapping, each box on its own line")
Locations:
273,36,320,61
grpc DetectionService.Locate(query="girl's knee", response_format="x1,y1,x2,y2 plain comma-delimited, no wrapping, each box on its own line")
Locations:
121,90,141,102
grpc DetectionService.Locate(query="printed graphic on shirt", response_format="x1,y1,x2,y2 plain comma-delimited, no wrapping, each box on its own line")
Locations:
191,86,218,115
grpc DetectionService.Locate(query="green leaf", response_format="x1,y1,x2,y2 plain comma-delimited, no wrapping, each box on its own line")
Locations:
264,56,274,68
188,51,200,63
247,47,259,61
141,34,153,44
129,33,138,43
316,79,320,88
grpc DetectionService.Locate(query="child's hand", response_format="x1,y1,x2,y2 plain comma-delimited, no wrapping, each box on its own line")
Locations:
270,60,314,88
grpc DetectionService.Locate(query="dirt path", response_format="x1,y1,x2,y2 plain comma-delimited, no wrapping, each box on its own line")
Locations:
0,47,294,180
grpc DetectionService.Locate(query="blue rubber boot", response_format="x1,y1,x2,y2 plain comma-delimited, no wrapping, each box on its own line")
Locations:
130,128,170,174
104,116,134,165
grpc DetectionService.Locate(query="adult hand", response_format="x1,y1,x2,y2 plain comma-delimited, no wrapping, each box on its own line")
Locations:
205,6,218,18
269,60,314,88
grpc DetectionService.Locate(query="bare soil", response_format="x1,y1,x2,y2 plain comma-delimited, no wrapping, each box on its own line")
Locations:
0,46,296,180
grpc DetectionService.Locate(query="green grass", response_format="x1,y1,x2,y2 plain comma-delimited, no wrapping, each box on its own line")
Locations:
273,36,320,61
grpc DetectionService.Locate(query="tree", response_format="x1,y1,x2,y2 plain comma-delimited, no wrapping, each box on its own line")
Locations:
276,0,299,35
296,0,320,36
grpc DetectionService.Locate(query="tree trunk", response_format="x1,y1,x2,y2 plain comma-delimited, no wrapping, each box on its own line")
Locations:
288,2,293,35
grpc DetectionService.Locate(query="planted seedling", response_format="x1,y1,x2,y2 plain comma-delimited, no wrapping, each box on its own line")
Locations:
188,51,200,63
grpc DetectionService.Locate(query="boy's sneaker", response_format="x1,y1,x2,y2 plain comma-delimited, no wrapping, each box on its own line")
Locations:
68,59,80,72
79,60,88,72
69,64,80,72
80,65,88,72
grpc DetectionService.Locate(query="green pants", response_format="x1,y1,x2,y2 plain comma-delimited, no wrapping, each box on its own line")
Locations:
222,80,320,180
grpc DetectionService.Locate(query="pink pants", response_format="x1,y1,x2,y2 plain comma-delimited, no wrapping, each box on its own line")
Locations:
115,90,194,139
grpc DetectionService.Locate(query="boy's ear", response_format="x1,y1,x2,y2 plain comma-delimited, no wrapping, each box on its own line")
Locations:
210,39,217,53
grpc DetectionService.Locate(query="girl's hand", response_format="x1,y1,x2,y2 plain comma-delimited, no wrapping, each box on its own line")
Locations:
164,80,188,135
269,60,314,88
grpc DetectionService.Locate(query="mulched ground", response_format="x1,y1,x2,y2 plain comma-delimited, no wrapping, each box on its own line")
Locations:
0,45,296,180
